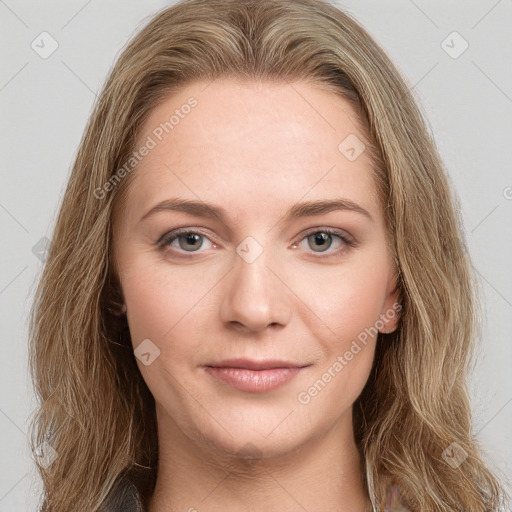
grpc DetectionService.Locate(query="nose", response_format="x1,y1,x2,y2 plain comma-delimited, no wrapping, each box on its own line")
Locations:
219,243,292,333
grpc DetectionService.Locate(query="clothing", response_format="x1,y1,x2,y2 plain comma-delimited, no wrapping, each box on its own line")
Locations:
385,483,413,511
97,476,146,512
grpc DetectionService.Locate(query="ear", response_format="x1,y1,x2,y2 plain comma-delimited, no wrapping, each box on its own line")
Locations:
108,287,127,316
378,276,401,334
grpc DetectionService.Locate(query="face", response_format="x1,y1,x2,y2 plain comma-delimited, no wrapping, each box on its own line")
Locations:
113,78,400,462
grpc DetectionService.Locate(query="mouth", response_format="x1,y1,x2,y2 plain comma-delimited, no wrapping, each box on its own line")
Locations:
203,358,312,393
205,358,310,370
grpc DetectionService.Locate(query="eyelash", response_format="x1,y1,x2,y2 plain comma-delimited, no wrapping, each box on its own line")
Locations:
157,227,356,260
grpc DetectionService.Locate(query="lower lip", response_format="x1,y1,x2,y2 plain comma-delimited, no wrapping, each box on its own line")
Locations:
204,366,305,393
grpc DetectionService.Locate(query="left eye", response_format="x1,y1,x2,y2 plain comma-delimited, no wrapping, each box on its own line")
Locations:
294,229,354,254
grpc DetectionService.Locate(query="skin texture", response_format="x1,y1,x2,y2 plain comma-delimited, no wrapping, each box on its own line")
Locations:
113,79,400,512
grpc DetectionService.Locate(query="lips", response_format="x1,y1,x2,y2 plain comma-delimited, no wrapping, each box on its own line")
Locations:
205,358,309,370
203,358,311,393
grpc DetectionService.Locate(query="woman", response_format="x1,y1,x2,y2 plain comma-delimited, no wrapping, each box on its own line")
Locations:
28,0,508,511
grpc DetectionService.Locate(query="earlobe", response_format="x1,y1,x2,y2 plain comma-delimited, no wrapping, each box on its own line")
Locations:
108,287,127,316
379,281,402,334
378,311,401,334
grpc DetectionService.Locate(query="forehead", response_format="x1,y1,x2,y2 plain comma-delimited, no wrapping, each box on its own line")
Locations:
122,78,380,224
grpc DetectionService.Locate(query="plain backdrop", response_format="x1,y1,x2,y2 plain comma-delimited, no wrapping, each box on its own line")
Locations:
0,1,511,510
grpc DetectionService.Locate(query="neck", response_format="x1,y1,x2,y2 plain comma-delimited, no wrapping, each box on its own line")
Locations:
147,404,370,512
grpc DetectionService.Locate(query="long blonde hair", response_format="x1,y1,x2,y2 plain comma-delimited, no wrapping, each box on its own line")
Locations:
28,0,508,510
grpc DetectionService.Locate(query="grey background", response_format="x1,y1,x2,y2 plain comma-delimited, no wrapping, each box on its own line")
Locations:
1,1,511,510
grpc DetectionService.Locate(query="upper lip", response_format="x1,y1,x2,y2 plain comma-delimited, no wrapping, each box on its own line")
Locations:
205,358,310,370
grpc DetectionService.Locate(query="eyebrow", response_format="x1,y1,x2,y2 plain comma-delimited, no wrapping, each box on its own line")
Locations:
140,197,374,225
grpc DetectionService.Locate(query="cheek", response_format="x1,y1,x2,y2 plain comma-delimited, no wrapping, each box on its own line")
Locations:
120,262,211,404
119,257,219,361
290,254,390,340
288,259,387,405
121,256,184,331
296,296,378,416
